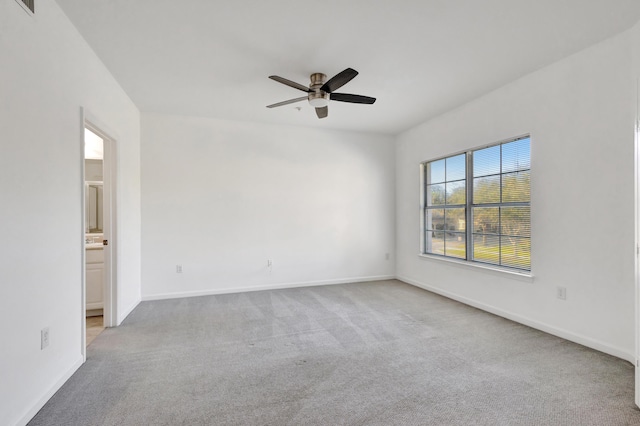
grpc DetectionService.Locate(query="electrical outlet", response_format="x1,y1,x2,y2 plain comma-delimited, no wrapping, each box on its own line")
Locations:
41,327,50,350
556,286,567,300
385,253,390,260
176,264,183,273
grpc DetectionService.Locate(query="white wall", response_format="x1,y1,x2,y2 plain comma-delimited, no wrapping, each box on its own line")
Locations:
396,27,636,360
634,22,640,113
0,2,141,425
141,114,395,299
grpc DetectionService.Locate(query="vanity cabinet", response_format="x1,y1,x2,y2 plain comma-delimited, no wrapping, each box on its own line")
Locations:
86,247,104,311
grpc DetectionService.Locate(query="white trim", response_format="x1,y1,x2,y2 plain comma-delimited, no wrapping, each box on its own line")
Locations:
118,298,141,325
634,75,640,407
85,302,103,310
419,133,531,166
79,111,87,360
14,356,83,426
419,163,426,254
102,133,117,328
418,253,534,282
142,275,396,301
398,275,634,363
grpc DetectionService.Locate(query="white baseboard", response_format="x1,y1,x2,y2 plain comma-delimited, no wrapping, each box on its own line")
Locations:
397,275,634,364
117,297,140,325
15,356,84,426
86,302,103,310
142,275,396,301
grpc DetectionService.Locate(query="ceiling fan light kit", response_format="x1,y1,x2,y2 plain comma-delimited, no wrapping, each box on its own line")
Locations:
308,92,329,108
267,68,376,119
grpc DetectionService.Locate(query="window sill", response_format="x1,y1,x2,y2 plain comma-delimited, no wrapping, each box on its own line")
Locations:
417,253,534,282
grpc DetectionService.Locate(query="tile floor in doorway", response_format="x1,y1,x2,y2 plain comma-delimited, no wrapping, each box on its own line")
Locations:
86,316,105,346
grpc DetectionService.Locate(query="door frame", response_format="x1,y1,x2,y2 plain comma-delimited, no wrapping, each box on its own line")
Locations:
635,76,640,408
81,108,118,360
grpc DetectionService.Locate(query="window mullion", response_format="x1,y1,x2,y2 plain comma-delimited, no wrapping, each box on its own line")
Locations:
443,159,447,256
466,151,473,261
499,146,503,267
422,164,427,255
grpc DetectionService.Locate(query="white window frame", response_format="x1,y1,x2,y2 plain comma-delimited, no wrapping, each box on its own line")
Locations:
420,135,531,274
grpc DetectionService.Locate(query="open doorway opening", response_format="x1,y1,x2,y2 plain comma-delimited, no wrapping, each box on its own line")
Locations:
82,116,117,357
84,127,105,346
635,76,640,409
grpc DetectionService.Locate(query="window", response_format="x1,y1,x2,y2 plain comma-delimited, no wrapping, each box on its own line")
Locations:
422,136,531,271
424,154,467,259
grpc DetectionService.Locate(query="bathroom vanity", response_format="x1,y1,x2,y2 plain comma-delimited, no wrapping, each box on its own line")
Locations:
85,178,104,315
86,239,104,313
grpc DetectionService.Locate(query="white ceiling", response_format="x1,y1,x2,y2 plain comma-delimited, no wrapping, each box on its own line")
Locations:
55,0,640,135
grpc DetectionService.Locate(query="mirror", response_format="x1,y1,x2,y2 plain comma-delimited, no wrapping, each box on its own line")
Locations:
85,181,103,233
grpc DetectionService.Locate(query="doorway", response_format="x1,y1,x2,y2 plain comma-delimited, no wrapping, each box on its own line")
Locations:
635,76,640,408
81,113,117,358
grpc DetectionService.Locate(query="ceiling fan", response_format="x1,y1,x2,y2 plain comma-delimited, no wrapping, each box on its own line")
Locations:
266,68,376,119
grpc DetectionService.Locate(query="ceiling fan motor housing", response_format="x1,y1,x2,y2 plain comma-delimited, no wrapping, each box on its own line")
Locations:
308,73,329,107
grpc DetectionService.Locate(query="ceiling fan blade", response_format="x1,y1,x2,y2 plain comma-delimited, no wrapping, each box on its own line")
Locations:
269,75,310,92
330,93,376,104
266,96,307,108
315,106,328,119
320,68,358,93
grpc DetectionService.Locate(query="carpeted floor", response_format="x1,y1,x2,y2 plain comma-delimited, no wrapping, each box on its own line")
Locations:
30,280,640,425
